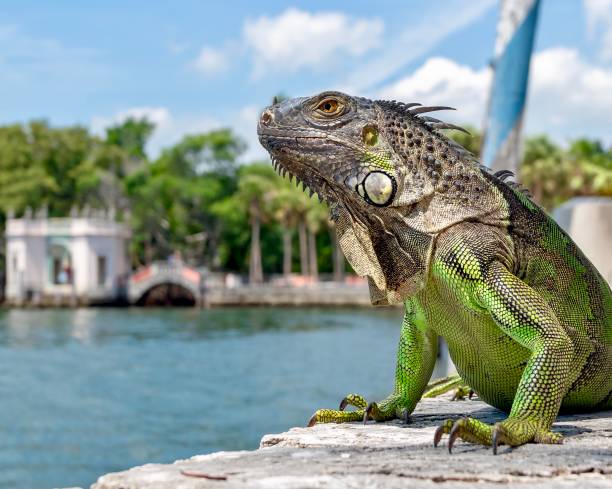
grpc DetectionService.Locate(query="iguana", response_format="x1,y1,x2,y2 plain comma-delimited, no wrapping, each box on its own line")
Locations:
257,91,612,453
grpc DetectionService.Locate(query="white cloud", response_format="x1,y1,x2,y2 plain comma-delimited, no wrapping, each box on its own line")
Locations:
341,0,496,93
377,47,612,145
234,105,268,162
91,107,219,158
191,46,229,75
584,0,612,60
188,2,495,84
378,58,491,124
527,47,612,141
243,9,383,77
90,105,268,162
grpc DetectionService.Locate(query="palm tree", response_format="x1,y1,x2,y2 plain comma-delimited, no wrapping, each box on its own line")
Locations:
305,199,328,281
227,164,277,283
327,218,346,282
271,181,302,278
288,189,312,276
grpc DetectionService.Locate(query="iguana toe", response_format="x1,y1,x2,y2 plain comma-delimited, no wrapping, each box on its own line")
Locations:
363,401,378,423
307,408,363,426
433,419,454,447
339,393,367,411
434,417,493,453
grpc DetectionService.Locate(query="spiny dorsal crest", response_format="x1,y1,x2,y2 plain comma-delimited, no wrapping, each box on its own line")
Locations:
491,169,533,198
374,99,470,134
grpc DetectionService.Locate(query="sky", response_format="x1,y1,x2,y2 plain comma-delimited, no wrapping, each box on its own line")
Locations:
1,0,611,161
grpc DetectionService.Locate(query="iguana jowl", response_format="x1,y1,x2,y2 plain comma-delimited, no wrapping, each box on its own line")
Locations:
257,92,612,453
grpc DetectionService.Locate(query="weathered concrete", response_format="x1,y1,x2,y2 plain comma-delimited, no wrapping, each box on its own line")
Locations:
206,283,371,307
92,394,612,488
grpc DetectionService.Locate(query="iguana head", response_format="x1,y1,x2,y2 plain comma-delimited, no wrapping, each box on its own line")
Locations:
258,92,397,207
257,91,505,303
257,91,482,216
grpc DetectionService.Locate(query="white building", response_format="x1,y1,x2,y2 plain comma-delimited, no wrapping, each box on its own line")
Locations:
5,214,130,305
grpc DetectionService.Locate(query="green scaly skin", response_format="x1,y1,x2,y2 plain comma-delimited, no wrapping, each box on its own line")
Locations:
258,92,612,454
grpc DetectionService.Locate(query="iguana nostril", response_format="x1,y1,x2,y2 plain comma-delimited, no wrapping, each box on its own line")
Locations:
261,110,273,126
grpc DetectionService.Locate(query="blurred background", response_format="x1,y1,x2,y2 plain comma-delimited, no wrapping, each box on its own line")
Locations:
0,1,610,488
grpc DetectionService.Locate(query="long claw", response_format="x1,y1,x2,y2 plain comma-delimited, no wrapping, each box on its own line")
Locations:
307,413,317,428
339,398,348,411
448,419,464,454
402,409,411,425
363,402,375,424
433,425,445,447
492,425,501,455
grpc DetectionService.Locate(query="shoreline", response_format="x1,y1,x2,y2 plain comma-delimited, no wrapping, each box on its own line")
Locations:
1,282,374,308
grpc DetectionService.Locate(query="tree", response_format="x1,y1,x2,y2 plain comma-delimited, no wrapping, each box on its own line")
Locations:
0,123,52,214
305,199,328,281
271,180,302,277
213,163,277,283
125,129,245,267
155,129,245,178
520,135,612,210
327,218,346,282
105,118,155,160
0,120,131,217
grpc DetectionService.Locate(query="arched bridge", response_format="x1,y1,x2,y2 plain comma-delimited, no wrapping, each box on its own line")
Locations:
128,262,202,306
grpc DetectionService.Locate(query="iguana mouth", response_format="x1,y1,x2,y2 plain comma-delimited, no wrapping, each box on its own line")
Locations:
258,129,338,204
270,153,336,204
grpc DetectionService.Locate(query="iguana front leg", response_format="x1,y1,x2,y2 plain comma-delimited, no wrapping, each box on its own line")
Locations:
308,299,437,426
435,261,572,453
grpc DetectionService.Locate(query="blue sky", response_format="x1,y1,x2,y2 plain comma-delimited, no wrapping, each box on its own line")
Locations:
1,0,611,160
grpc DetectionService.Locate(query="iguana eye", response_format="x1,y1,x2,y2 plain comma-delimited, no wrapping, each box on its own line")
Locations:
359,171,396,207
316,98,343,116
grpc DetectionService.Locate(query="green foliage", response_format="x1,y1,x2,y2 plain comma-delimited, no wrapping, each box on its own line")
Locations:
448,127,612,211
124,130,244,267
0,121,111,217
105,118,155,160
154,129,245,178
520,135,612,210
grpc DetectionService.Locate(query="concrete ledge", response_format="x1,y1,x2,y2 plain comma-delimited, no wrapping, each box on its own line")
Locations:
206,284,371,306
91,394,612,488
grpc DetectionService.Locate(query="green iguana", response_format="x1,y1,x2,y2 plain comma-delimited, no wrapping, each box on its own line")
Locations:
257,91,612,454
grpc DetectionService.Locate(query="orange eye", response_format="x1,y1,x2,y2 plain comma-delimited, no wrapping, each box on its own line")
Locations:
316,98,343,116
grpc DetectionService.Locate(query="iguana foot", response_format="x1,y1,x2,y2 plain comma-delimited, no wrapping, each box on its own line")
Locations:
434,417,563,454
451,386,475,401
307,393,410,426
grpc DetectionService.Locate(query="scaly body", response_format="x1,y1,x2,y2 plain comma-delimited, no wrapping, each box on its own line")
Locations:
257,92,612,453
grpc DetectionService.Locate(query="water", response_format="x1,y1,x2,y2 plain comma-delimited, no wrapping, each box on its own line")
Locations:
0,306,412,489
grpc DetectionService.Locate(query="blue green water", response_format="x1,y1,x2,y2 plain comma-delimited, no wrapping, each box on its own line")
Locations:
0,307,408,489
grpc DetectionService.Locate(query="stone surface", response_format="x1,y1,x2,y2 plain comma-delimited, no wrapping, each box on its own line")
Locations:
206,283,371,306
92,395,612,488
